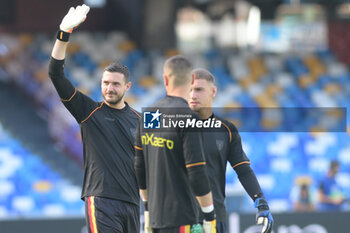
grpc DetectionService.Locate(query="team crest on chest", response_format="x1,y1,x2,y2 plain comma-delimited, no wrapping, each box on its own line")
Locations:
130,128,136,138
216,139,224,151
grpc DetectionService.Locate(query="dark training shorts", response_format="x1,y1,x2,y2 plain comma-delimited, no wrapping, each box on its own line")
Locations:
216,221,227,233
152,221,227,233
85,196,140,233
152,225,194,233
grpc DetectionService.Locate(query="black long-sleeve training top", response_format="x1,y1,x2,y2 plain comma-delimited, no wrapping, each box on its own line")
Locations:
134,95,211,228
49,57,141,206
201,114,263,221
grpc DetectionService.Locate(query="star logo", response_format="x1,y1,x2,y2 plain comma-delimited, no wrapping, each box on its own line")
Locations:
151,109,162,122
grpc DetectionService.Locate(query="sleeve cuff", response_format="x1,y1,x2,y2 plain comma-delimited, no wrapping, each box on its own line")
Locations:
50,56,65,64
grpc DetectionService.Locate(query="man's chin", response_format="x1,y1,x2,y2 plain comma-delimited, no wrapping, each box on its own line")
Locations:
189,105,200,112
104,98,122,106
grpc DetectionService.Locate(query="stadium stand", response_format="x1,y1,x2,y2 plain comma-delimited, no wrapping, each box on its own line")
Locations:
0,122,83,217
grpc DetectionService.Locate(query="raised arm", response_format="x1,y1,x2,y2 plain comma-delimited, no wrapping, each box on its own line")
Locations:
52,4,89,60
48,5,99,123
51,40,69,60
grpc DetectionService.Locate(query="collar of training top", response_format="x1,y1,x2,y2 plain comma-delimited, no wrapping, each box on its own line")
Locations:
103,101,130,112
165,95,188,105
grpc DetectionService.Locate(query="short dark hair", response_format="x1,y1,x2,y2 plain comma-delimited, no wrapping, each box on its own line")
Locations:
330,160,339,170
104,61,130,82
301,184,309,191
192,68,215,84
164,55,192,86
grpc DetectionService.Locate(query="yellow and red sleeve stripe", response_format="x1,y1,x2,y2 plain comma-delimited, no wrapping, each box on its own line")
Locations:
81,103,104,124
61,89,77,102
88,196,98,233
220,120,232,143
185,161,206,168
130,107,141,118
134,145,143,150
232,161,250,168
179,225,191,233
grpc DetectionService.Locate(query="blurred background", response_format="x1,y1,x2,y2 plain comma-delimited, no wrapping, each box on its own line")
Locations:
1,0,350,232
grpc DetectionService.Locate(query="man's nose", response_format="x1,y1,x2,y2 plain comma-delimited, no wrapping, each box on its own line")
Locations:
190,92,196,100
107,84,113,91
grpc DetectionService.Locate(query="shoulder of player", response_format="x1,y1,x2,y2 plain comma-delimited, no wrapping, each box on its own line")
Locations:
71,89,99,105
150,96,191,112
128,106,141,119
80,101,104,124
213,115,238,133
163,95,189,108
149,96,172,108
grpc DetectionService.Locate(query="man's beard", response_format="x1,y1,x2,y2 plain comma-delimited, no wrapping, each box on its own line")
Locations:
103,92,124,105
190,106,200,112
189,104,201,112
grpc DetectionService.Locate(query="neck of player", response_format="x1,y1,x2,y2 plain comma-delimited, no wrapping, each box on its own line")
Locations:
167,88,191,103
198,108,213,120
104,100,126,110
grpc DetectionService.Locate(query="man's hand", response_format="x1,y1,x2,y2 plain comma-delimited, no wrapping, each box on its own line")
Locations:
255,197,273,233
144,211,152,233
202,219,216,233
143,201,152,233
60,4,90,33
202,206,216,233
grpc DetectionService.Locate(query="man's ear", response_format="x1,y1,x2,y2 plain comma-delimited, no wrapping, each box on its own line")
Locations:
212,85,217,98
126,81,131,91
163,73,169,87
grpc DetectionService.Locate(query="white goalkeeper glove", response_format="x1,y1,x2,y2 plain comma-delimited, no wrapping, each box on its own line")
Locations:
60,4,90,33
143,201,152,233
144,211,152,233
202,205,216,233
202,219,216,233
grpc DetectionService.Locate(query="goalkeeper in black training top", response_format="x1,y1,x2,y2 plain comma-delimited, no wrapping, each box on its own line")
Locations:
188,68,274,233
48,5,141,233
135,55,217,233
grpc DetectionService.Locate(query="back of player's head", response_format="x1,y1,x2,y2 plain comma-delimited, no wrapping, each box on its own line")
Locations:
192,68,215,84
164,55,192,86
104,61,130,83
